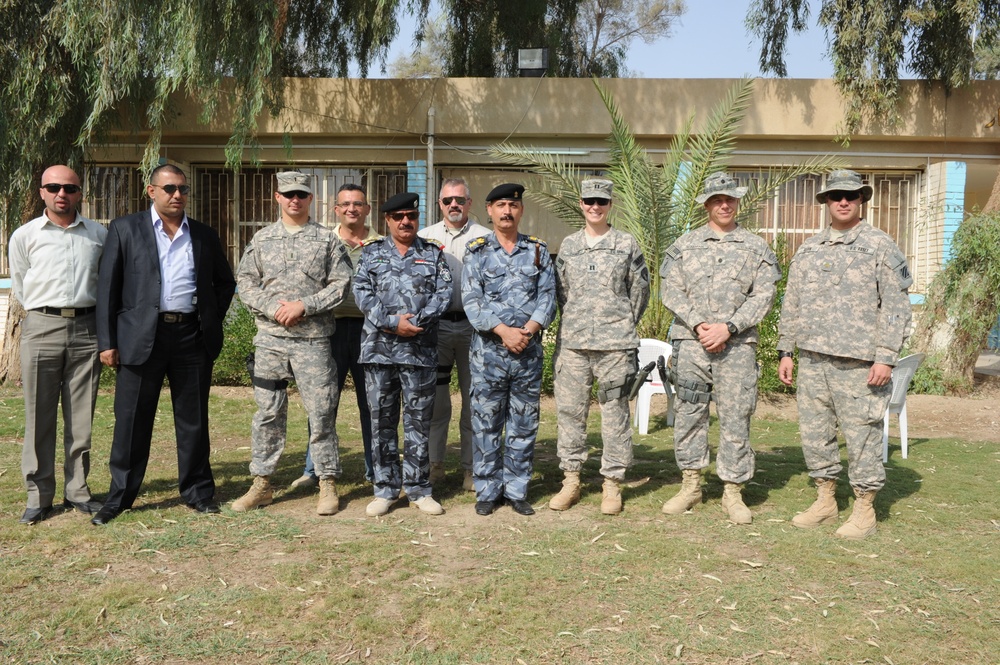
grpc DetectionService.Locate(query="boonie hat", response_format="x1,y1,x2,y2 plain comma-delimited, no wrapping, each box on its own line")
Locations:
485,183,525,203
275,171,312,194
581,178,613,200
695,172,748,204
815,169,873,203
381,192,420,214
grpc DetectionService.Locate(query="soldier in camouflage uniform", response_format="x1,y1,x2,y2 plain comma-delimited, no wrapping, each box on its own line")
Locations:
232,171,353,516
548,178,650,515
353,192,453,517
462,183,557,516
659,172,780,524
778,170,912,540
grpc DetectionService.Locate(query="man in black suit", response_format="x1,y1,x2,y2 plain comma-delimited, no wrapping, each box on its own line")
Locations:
92,164,236,525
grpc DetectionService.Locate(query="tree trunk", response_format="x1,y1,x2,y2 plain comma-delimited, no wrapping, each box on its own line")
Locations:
0,294,24,386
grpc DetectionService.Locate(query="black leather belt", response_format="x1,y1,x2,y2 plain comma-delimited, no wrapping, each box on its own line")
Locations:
159,311,198,323
440,311,468,322
33,306,96,318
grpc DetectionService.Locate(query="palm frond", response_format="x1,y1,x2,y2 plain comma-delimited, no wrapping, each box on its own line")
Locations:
488,144,585,225
736,156,849,231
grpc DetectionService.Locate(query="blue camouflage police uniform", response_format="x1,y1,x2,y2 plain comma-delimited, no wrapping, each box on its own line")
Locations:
352,230,452,502
462,231,557,503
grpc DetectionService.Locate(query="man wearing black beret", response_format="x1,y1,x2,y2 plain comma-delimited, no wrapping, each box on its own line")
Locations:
461,183,557,516
353,192,454,517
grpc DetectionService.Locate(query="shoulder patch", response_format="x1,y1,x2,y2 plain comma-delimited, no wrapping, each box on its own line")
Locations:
665,244,681,261
466,236,488,253
361,236,382,247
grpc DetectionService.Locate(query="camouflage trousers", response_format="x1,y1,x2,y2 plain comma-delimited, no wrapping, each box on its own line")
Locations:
553,346,634,480
250,336,341,478
672,340,758,484
364,364,435,501
469,334,543,502
796,350,890,491
429,318,475,469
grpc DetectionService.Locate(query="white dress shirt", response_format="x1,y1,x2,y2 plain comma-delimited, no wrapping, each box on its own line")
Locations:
151,207,197,313
8,212,107,310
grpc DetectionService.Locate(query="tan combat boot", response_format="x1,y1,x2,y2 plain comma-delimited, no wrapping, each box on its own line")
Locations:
791,478,839,528
662,469,703,515
600,478,623,515
231,476,272,512
548,471,581,511
429,462,446,485
835,488,878,540
316,477,340,516
721,482,752,524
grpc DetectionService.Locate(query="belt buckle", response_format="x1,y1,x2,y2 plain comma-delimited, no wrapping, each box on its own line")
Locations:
60,308,76,318
163,313,179,323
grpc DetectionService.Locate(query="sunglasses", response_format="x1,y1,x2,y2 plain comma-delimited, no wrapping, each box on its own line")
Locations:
389,211,419,221
152,184,191,195
440,196,468,206
581,197,610,206
826,191,862,202
42,183,82,194
281,190,311,200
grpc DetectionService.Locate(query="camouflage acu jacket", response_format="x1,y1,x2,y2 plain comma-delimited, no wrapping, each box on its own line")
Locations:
778,221,912,365
555,227,650,350
237,220,352,339
660,224,780,344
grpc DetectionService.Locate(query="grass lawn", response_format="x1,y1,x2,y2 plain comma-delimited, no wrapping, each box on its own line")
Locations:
0,385,996,664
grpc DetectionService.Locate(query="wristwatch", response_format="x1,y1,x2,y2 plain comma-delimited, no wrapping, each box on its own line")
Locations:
725,321,738,335
778,351,794,359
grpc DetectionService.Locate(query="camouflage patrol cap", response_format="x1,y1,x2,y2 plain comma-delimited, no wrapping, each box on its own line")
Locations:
816,170,873,203
485,183,524,203
275,171,312,194
581,178,613,200
695,172,748,204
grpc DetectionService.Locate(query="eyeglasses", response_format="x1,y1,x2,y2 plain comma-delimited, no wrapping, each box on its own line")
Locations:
42,183,82,194
280,190,310,200
581,197,610,207
152,184,191,195
440,196,468,206
337,201,367,208
826,191,862,202
388,211,419,221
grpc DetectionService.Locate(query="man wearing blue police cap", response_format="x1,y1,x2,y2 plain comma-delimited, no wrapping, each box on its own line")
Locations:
353,192,454,516
462,183,557,516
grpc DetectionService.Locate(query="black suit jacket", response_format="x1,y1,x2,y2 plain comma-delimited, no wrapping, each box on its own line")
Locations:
97,210,237,365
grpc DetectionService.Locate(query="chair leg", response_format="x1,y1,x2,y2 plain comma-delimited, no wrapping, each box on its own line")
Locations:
900,402,908,459
882,409,890,463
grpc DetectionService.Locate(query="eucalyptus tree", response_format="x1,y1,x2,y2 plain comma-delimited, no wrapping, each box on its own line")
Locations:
746,0,1000,136
489,78,842,340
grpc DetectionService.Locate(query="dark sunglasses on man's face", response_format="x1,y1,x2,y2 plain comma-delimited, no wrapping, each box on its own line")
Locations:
281,190,310,200
826,191,862,202
581,197,610,207
389,211,419,221
440,196,468,206
42,183,82,194
153,184,191,195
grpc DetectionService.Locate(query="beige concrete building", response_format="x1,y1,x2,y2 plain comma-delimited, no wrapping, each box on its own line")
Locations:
6,77,1000,301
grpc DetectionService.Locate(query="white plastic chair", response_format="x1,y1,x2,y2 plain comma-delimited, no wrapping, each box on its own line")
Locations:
882,353,925,462
632,338,675,435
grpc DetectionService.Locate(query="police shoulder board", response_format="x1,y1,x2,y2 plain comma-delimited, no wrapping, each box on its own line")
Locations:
526,235,547,247
466,236,488,253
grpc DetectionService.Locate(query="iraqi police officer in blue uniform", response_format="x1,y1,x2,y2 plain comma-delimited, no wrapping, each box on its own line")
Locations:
353,192,453,517
462,183,557,516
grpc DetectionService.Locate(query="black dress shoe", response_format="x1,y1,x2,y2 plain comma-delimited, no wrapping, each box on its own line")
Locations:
475,499,502,516
188,500,221,514
19,506,54,525
63,499,104,514
91,506,121,526
507,498,535,516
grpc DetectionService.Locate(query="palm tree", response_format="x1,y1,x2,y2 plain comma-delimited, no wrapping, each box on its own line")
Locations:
489,77,843,339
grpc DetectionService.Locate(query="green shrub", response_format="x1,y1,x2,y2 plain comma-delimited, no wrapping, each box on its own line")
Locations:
907,351,947,395
213,300,257,386
541,312,560,396
756,234,794,394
